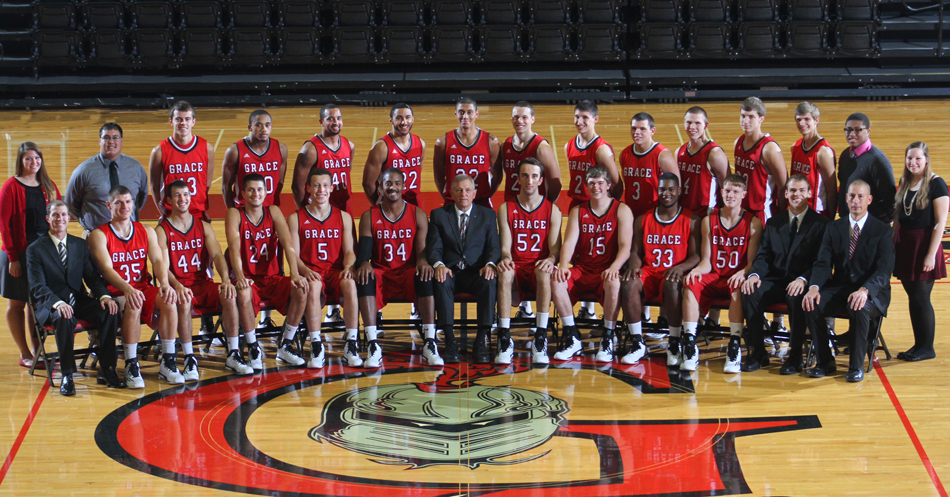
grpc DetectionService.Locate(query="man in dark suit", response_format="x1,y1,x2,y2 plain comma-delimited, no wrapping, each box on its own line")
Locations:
427,174,500,363
803,179,894,382
26,200,121,396
741,174,829,374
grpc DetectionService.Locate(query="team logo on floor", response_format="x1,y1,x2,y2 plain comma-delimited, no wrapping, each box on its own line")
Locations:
96,352,820,496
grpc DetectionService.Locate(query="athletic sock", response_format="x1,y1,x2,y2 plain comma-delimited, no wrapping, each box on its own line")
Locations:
684,321,698,336
365,325,378,341
282,324,298,342
628,321,642,336
181,342,193,356
729,322,742,338
227,336,240,352
423,324,436,340
162,339,176,355
345,328,358,341
669,325,682,337
562,315,575,327
537,312,549,329
125,343,137,361
244,331,258,344
499,318,510,328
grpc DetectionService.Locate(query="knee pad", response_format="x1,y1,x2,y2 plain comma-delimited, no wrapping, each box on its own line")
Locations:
356,279,376,298
414,274,434,298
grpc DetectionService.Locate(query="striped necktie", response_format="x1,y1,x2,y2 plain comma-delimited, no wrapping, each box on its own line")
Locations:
849,224,860,260
59,241,75,306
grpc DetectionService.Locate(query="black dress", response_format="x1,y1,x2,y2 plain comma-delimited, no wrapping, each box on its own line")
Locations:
893,175,949,281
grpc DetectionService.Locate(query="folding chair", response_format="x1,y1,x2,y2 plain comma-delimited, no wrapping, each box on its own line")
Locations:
28,295,99,386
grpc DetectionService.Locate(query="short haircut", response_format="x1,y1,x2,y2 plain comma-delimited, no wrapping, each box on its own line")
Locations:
380,167,406,181
456,97,477,111
741,97,766,117
585,165,610,183
108,185,132,202
658,171,679,186
574,100,598,116
787,173,811,189
308,167,332,184
722,173,748,190
451,173,475,189
320,103,340,120
248,109,271,125
631,112,655,128
169,100,195,120
513,101,534,116
166,179,190,198
518,157,544,175
242,173,266,190
794,102,820,120
390,102,412,118
46,199,67,216
846,112,870,128
100,122,123,138
848,178,871,193
684,106,708,123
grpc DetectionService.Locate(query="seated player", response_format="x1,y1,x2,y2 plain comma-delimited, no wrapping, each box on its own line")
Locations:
87,186,179,389
157,180,253,379
621,173,700,365
551,166,633,362
496,158,562,365
682,174,762,373
288,168,359,368
355,168,437,367
225,173,311,370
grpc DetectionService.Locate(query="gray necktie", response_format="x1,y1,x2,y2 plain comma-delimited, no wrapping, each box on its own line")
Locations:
59,241,75,306
460,213,469,246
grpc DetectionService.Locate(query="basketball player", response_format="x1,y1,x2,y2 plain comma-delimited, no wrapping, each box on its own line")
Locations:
682,174,762,373
149,100,214,220
621,173,700,364
734,97,787,222
226,173,312,370
221,109,288,209
551,166,633,363
291,103,356,211
87,186,179,389
355,168,438,367
677,106,731,217
362,103,425,206
496,158,562,365
619,112,679,217
157,181,254,378
432,97,501,208
287,169,360,369
791,101,837,218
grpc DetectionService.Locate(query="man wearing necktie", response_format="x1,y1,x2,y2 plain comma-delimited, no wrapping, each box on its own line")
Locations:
741,174,829,374
26,201,121,396
803,180,894,382
428,174,501,363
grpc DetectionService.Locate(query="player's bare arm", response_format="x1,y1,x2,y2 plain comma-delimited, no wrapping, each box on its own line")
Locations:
597,144,623,199
291,141,317,208
667,215,702,282
221,143,240,208
341,212,356,279
555,206,580,283
155,224,192,304
361,139,388,204
205,141,216,205
202,220,236,300
145,224,178,305
286,212,318,281
355,210,376,285
762,141,788,209
87,228,145,309
269,205,307,290
488,134,503,194
274,142,289,205
658,148,681,182
148,145,166,215
225,208,251,290
497,202,515,272
536,140,562,202
623,215,645,281
537,204,562,274
728,216,763,290
604,203,633,281
817,145,837,218
414,207,434,281
433,136,446,195
685,216,713,285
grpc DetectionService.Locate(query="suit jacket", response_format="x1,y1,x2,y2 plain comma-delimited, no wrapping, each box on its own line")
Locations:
427,204,500,270
810,214,894,315
749,208,829,283
26,233,110,325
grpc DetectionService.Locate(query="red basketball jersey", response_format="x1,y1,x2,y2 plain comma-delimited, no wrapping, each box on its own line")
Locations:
791,137,835,213
443,129,492,202
734,134,777,216
708,210,754,279
566,135,611,202
641,207,693,270
620,142,668,216
381,133,424,205
572,199,621,272
502,133,547,202
236,208,281,278
507,198,552,266
235,137,283,207
371,201,418,271
307,135,353,210
160,136,209,215
297,206,345,274
161,217,212,286
677,141,722,217
100,221,152,295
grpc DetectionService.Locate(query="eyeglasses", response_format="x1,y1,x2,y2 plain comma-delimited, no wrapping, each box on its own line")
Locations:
100,135,123,142
843,127,867,135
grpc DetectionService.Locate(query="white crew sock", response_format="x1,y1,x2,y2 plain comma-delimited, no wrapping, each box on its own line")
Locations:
628,321,642,336
644,306,651,320
684,321,698,336
162,339,176,355
244,331,257,344
537,312,549,329
499,318,510,328
182,342,194,356
423,324,436,340
729,322,742,337
309,330,320,341
282,324,298,342
227,336,240,352
365,325,378,341
345,328,358,341
562,315,575,327
604,320,615,331
584,301,596,313
125,343,137,360
669,325,681,337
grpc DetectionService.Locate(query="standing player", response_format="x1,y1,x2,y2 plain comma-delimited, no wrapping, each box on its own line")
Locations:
734,97,787,222
619,112,679,217
496,158,562,365
791,101,837,218
677,106,731,217
621,173,700,365
551,166,633,362
157,181,254,379
292,104,356,211
226,173,312,370
355,168,438,367
362,103,425,206
433,97,502,208
682,175,763,373
288,169,360,368
149,101,214,220
88,186,179,389
221,110,289,209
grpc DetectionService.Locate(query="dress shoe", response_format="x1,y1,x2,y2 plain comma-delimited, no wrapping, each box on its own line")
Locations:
740,353,769,372
846,369,865,382
472,336,490,364
443,339,460,364
60,375,76,396
97,367,127,388
806,360,836,378
779,356,804,375
904,349,936,362
896,347,917,361
19,358,46,370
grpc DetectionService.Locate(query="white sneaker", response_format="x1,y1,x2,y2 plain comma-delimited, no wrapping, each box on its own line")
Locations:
324,307,342,323
680,336,700,371
308,341,325,369
421,338,443,366
277,340,305,366
723,338,742,374
364,340,383,368
494,335,513,365
225,350,254,375
159,355,185,385
621,335,646,364
667,337,682,367
247,341,265,370
342,340,364,367
532,335,550,364
516,303,536,319
182,355,199,382
125,360,145,389
595,334,614,363
553,333,582,361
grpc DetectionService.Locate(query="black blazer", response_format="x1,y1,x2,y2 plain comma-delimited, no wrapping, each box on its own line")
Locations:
749,208,829,283
26,234,110,325
810,215,894,315
427,204,500,270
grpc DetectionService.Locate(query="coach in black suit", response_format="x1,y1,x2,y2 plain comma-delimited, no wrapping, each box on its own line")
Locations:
803,179,894,382
26,200,121,396
428,174,500,364
741,175,829,374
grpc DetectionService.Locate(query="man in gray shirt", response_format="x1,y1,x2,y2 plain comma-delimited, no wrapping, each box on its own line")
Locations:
65,123,149,235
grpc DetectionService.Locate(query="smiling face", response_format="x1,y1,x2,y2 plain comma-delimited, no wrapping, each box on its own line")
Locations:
905,147,928,178
511,107,535,134
381,171,405,203
20,150,42,176
390,108,414,137
321,108,343,136
47,204,70,235
455,104,478,130
785,177,812,211
721,181,747,208
844,119,870,149
657,178,680,208
739,109,764,135
243,180,266,208
309,173,333,206
170,109,195,139
631,119,655,148
109,193,135,222
99,129,123,161
795,113,818,137
684,112,708,141
586,175,610,200
452,178,475,210
574,110,598,135
169,185,192,214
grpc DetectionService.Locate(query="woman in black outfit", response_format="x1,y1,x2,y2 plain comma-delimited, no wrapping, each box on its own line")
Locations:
893,142,948,362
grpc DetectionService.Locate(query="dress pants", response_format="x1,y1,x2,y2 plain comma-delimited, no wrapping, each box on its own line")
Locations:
804,285,882,371
47,295,119,375
742,278,806,359
433,265,496,338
